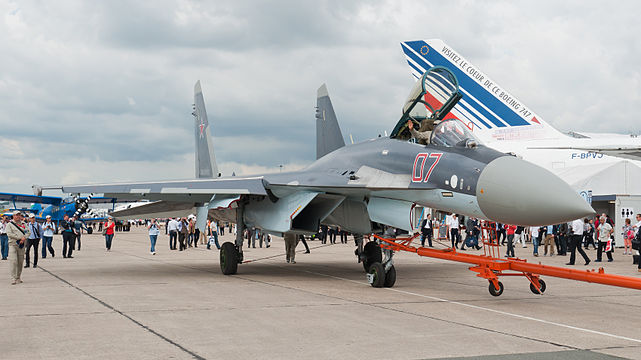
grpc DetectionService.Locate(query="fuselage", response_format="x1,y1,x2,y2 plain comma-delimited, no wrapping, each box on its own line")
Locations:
262,136,594,226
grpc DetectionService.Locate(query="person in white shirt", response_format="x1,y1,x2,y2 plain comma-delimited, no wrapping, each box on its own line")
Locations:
530,226,540,256
566,218,591,266
167,218,179,250
596,216,614,262
208,219,220,250
447,214,460,249
42,215,56,258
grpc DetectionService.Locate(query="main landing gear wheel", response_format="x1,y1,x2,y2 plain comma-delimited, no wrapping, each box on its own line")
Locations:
220,242,238,275
384,265,396,288
488,281,504,296
529,279,547,294
362,241,382,272
368,262,386,288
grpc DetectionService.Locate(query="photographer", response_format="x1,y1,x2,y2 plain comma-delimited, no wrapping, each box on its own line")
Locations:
6,212,30,285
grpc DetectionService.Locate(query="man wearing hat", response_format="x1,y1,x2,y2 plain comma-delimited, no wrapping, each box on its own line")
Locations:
0,214,8,260
6,212,30,284
25,213,43,268
42,215,56,258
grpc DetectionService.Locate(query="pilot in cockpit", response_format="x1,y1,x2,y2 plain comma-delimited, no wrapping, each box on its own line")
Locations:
406,118,440,145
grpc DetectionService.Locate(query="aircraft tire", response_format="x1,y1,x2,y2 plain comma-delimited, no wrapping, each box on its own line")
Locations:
383,265,396,288
529,279,546,294
488,281,504,297
362,241,382,272
220,242,238,275
368,262,385,288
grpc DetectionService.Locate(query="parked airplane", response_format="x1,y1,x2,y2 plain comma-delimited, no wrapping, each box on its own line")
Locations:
49,69,594,286
0,191,114,227
399,39,641,170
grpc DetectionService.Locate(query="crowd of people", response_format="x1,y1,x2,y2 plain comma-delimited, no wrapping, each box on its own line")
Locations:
4,209,641,285
418,212,641,270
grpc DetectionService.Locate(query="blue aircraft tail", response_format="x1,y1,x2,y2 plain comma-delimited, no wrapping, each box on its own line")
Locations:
400,40,563,142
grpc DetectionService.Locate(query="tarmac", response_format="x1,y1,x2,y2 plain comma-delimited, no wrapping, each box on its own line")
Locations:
1,227,640,360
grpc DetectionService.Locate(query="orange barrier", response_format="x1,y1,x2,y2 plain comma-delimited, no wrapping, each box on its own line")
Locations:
373,225,641,296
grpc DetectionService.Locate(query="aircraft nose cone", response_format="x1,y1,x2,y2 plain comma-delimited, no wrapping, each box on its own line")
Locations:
476,156,595,226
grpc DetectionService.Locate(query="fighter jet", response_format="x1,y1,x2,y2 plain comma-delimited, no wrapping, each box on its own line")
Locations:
52,67,594,285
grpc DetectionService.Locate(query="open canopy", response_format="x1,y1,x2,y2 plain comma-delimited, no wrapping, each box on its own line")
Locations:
390,66,462,140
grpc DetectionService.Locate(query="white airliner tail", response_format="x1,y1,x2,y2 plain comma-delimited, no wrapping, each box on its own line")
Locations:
401,40,565,142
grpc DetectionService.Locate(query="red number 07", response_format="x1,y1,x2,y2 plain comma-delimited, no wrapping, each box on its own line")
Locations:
412,153,443,183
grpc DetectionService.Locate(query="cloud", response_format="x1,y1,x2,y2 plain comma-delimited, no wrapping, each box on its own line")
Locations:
1,0,641,194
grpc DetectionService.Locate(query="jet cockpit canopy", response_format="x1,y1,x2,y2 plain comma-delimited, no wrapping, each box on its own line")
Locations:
431,118,481,148
390,66,462,141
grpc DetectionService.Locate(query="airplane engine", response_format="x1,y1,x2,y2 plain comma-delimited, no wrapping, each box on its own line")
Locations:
366,197,415,232
243,192,343,235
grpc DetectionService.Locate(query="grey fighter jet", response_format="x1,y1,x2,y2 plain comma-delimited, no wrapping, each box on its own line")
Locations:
53,67,594,285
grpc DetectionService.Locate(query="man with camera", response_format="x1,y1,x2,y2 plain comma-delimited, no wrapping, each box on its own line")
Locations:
6,212,30,285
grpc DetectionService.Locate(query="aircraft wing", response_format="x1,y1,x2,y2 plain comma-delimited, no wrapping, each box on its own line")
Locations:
61,177,267,203
528,145,641,161
0,192,63,206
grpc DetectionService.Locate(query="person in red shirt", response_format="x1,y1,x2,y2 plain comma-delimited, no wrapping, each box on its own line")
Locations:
505,224,517,257
104,217,115,251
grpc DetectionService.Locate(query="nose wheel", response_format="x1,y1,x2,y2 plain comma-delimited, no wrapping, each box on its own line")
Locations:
367,262,396,288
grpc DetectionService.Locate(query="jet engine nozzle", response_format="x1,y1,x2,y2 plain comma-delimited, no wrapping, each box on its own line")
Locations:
476,156,595,226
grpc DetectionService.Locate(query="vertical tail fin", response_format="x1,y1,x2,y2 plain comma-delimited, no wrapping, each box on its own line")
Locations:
193,80,219,178
400,40,563,142
315,84,345,159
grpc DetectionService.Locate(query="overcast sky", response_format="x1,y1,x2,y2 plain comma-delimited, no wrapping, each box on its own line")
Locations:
1,0,640,195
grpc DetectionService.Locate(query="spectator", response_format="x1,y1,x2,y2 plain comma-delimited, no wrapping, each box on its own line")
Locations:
208,219,220,250
461,217,481,250
260,232,271,248
178,218,188,251
72,216,87,251
41,215,55,258
530,226,540,256
167,218,179,250
557,222,569,256
60,215,75,258
584,218,596,250
187,217,195,248
505,224,516,257
622,218,634,255
339,227,347,244
595,215,613,262
543,226,555,256
0,214,9,260
25,213,42,268
320,225,328,244
421,214,433,247
566,218,590,266
147,219,159,255
447,213,460,249
6,212,30,285
497,223,506,245
104,217,115,251
300,234,310,254
634,214,641,272
328,226,337,244
284,233,298,264
515,226,526,248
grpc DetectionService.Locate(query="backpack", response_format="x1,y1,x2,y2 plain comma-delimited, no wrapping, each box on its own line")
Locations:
633,230,641,251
